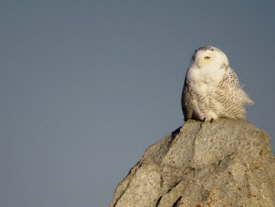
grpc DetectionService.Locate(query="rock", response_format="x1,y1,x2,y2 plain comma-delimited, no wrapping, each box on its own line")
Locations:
109,119,275,207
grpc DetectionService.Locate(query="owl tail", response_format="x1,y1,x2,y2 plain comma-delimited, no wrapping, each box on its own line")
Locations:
241,89,254,105
238,84,254,105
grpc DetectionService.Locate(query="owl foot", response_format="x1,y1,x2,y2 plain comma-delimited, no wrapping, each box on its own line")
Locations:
201,117,216,123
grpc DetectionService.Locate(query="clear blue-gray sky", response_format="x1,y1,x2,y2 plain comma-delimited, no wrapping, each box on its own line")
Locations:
1,1,275,207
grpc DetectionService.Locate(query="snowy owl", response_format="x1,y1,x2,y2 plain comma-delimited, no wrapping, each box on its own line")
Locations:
181,46,254,122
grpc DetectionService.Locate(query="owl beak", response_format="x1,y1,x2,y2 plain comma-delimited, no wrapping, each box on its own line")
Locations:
197,60,202,68
194,60,201,68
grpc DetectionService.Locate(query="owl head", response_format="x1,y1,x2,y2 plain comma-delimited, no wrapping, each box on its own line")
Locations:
191,46,229,68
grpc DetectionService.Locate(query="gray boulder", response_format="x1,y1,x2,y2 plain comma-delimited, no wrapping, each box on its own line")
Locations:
110,119,275,207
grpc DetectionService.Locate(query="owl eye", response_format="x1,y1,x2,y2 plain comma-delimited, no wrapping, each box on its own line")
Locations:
204,56,211,59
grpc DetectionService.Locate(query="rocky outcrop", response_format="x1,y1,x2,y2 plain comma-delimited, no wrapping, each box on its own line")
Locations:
109,119,275,207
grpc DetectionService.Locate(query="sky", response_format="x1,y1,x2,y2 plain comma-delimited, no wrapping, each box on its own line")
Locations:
1,1,275,207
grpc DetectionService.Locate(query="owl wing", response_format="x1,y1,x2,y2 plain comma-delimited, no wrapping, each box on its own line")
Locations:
214,66,254,119
226,66,240,86
227,67,254,105
181,78,199,121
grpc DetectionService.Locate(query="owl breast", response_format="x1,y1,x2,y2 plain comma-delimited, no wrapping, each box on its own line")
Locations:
183,65,226,121
185,81,221,121
187,64,224,87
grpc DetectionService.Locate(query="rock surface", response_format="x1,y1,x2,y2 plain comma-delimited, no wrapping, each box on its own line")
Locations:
109,119,275,207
